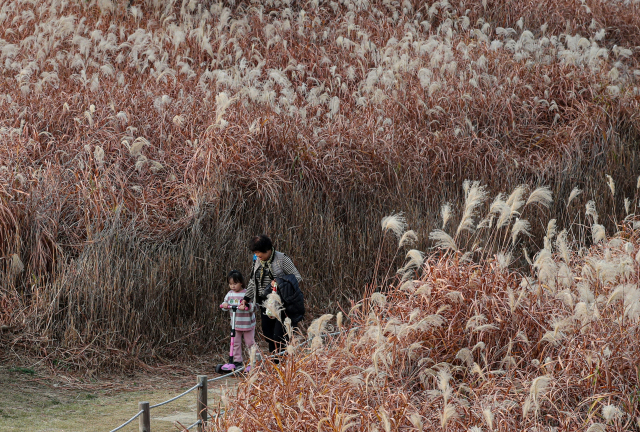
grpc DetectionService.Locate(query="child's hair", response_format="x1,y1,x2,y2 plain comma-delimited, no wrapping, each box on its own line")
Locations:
227,270,246,288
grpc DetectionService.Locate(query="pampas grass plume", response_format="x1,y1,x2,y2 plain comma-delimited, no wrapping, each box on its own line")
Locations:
605,174,615,197
624,242,634,254
429,229,458,251
129,137,149,157
511,218,531,245
585,200,599,223
249,344,257,370
546,219,557,240
441,202,452,229
9,253,24,274
591,224,606,243
506,185,525,215
602,404,622,422
496,252,512,269
567,187,582,207
308,314,334,338
379,407,391,432
440,404,458,429
526,186,553,208
402,249,424,270
311,335,323,350
381,213,407,239
399,230,418,247
371,292,387,307
482,407,494,431
284,317,293,339
409,413,423,431
94,146,105,167
556,229,571,262
455,347,474,367
530,375,551,406
263,292,284,322
456,181,487,235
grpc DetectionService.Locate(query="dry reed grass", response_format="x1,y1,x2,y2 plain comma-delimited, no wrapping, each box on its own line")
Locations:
211,187,640,431
0,0,639,369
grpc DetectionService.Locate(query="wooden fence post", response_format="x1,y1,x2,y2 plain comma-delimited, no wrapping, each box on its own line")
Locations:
197,375,208,432
139,401,151,432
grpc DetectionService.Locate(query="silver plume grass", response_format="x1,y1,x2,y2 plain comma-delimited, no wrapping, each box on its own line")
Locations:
399,230,418,247
511,218,531,245
506,185,525,216
546,219,557,240
398,249,425,278
307,314,334,339
567,187,582,207
263,292,284,322
585,200,599,223
605,174,615,197
441,202,452,229
482,407,494,431
591,224,606,243
523,375,552,418
440,404,458,429
602,404,622,422
556,230,571,263
9,254,24,274
526,186,553,208
456,181,487,235
381,213,407,239
429,230,458,251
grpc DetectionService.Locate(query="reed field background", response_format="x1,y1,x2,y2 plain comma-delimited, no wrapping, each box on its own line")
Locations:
0,0,639,386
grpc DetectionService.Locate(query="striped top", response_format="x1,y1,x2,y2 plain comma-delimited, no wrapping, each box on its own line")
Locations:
245,251,302,305
223,289,255,331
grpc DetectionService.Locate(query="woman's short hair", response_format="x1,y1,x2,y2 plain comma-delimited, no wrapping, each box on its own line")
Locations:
248,234,273,253
227,270,246,288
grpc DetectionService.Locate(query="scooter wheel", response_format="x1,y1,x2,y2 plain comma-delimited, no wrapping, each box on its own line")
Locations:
215,364,223,374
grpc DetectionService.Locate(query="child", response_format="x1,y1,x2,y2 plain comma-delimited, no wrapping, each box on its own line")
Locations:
220,270,255,367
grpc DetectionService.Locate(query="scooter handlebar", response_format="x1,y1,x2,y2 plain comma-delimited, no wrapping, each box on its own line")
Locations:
219,304,245,311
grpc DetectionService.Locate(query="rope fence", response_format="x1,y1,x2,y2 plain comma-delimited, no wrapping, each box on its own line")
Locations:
149,383,200,409
186,419,202,430
108,326,358,432
108,410,143,432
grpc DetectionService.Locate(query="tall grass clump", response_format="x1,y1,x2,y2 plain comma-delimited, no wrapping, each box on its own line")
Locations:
211,183,640,431
0,0,639,368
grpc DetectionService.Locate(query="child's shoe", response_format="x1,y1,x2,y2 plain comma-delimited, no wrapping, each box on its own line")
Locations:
220,363,236,372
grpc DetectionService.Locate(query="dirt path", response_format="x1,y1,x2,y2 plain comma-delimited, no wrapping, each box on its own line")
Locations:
0,365,240,432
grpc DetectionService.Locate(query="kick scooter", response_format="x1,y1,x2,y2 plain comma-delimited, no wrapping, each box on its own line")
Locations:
215,304,250,374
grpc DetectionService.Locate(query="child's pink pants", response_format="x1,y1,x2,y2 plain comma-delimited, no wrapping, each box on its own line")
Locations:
233,328,255,363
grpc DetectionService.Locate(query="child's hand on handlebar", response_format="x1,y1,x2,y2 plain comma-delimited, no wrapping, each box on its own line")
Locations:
220,302,229,309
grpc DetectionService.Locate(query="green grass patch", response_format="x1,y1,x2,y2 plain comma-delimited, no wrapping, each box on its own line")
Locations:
8,367,35,376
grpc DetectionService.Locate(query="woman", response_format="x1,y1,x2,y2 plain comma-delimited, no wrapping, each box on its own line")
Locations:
240,234,303,355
